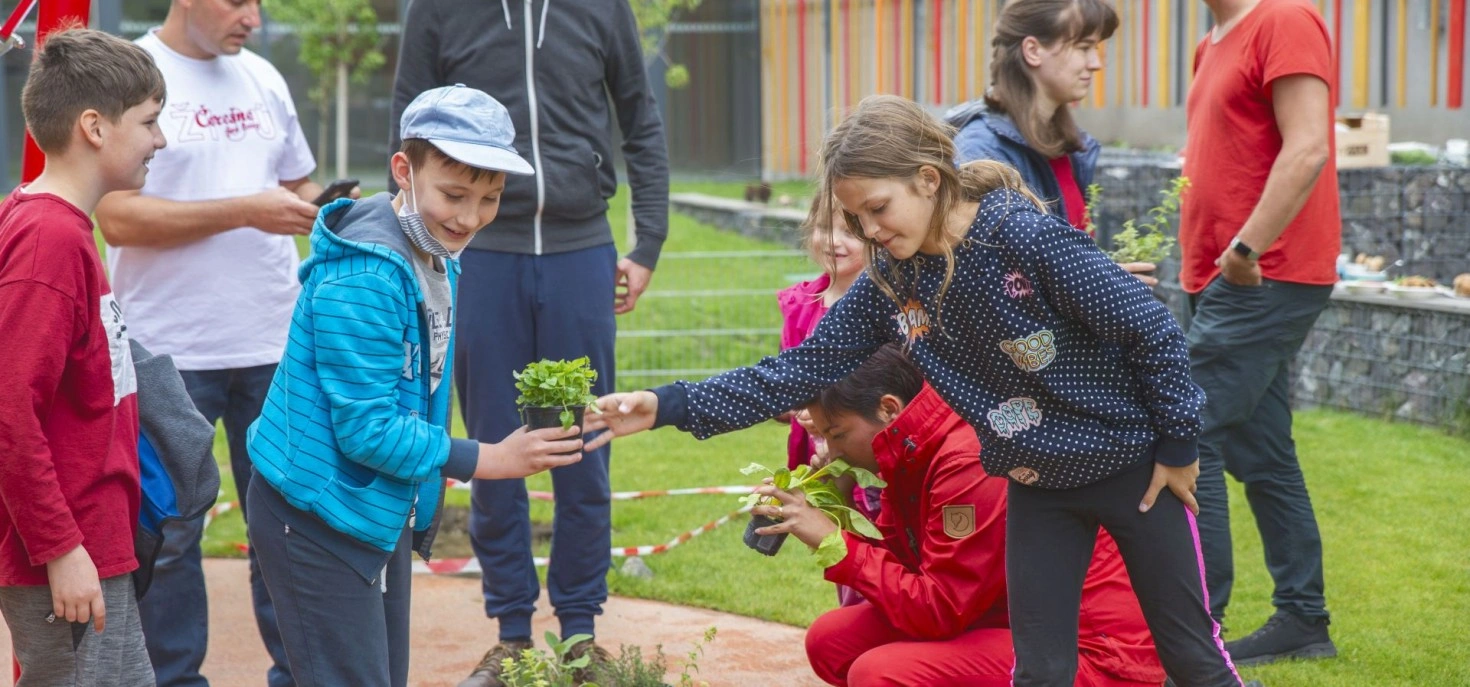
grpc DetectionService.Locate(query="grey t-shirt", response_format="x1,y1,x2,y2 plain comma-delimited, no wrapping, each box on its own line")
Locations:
409,248,451,394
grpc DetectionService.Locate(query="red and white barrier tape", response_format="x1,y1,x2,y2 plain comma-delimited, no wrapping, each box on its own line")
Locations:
199,491,756,575
411,505,753,575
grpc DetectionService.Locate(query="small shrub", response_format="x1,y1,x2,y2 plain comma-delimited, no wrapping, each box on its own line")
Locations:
1090,177,1190,265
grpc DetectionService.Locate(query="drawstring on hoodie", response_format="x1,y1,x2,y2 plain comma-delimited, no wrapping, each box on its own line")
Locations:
537,0,550,48
501,0,550,49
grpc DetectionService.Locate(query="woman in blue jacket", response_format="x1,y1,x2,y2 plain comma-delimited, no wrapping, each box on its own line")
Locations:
946,0,1156,284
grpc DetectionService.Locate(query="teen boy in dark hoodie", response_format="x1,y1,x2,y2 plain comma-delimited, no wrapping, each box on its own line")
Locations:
390,1,670,680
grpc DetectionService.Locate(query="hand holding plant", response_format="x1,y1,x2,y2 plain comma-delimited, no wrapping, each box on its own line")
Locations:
739,460,886,567
749,485,839,549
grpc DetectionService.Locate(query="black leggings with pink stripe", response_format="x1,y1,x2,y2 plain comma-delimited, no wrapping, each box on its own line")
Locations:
1006,459,1243,687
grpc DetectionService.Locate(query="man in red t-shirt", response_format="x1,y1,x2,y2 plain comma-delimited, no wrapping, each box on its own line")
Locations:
1179,0,1340,668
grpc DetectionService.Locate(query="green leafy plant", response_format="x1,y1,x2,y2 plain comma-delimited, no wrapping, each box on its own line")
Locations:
513,357,601,430
1097,177,1190,265
586,627,718,687
497,632,599,687
739,460,887,568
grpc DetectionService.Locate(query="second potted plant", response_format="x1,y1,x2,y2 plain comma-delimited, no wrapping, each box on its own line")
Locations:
738,459,886,563
513,357,601,440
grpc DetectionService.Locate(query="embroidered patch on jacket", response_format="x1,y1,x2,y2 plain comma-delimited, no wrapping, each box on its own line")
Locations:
987,397,1043,439
1008,467,1041,485
895,299,932,344
1002,270,1033,299
999,330,1057,372
942,505,976,539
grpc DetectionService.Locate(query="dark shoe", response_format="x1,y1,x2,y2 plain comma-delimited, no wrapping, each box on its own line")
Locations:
1225,611,1337,667
457,640,535,687
565,639,613,684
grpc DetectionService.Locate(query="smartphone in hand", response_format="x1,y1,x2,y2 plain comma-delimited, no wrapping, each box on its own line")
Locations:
311,178,359,207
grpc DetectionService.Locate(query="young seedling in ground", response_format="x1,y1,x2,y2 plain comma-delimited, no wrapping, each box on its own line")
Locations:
513,356,603,430
739,459,886,567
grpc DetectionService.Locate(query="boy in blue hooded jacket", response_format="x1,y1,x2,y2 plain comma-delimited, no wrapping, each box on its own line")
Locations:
244,85,581,687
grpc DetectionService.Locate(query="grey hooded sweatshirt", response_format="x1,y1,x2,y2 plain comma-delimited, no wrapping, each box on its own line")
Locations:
390,0,670,269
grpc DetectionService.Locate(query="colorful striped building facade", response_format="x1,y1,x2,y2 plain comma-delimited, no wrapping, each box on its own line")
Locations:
755,0,1469,179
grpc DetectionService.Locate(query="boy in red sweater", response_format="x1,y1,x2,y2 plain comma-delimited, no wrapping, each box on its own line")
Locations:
0,28,166,685
750,344,1164,686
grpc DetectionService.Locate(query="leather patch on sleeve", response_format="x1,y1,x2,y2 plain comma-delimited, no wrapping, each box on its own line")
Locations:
942,505,976,539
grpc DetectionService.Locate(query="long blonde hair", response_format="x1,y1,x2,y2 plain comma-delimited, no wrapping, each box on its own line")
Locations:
816,95,1042,329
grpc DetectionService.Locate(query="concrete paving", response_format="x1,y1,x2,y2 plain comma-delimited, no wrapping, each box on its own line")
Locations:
2,559,824,686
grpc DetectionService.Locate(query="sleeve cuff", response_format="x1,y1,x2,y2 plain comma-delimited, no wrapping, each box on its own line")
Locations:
651,383,688,430
1153,436,1199,467
822,531,865,583
441,438,479,482
626,236,666,270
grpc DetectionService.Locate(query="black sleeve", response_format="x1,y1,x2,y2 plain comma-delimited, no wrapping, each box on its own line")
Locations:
604,0,670,270
657,276,896,438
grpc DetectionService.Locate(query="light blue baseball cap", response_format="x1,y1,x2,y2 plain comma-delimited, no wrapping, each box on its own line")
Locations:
401,84,535,176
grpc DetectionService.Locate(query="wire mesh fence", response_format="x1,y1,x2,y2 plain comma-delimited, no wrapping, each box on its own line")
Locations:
615,249,812,390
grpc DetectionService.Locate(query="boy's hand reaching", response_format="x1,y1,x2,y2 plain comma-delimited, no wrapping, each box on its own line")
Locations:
581,391,657,451
1139,459,1200,515
46,544,105,633
475,425,583,480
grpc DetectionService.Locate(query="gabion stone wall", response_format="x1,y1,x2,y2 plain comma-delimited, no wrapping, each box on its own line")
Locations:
1340,167,1470,282
1297,297,1470,431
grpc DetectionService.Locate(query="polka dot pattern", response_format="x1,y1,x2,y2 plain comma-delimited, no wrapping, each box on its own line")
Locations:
679,188,1205,489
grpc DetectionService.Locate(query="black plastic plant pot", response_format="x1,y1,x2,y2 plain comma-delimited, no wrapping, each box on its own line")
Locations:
743,514,788,556
520,406,585,455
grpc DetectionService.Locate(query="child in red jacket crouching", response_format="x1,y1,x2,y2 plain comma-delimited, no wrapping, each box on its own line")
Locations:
750,344,1164,687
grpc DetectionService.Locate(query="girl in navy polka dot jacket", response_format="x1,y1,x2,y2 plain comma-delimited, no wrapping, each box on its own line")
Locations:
586,95,1242,686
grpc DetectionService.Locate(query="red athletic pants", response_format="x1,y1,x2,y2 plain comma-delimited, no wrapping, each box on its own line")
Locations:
805,604,1160,687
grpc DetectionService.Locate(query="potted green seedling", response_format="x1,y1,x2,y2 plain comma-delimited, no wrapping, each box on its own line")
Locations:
738,460,886,566
1088,176,1191,276
513,357,601,441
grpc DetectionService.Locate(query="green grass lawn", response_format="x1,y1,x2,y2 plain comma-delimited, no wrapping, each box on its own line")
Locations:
167,183,1469,685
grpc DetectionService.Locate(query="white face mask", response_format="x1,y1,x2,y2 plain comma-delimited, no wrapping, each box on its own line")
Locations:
397,166,456,259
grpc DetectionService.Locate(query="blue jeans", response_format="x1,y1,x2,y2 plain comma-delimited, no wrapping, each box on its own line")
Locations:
456,245,617,641
138,364,294,687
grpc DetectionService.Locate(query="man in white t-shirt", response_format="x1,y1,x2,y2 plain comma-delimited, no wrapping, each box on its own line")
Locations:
96,2,350,686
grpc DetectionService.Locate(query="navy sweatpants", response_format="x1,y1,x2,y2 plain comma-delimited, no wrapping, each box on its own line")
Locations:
456,244,617,641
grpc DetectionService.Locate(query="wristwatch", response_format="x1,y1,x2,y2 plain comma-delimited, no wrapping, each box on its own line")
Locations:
1229,236,1262,261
